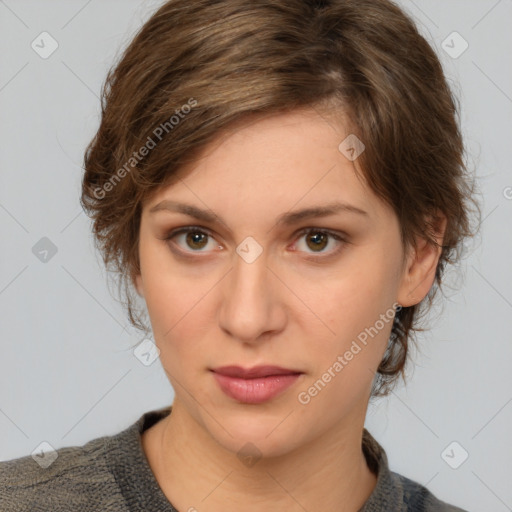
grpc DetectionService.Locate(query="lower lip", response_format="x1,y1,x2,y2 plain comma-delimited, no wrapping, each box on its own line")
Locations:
212,372,302,404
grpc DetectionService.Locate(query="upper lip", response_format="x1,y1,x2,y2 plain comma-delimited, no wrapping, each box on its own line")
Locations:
211,365,302,379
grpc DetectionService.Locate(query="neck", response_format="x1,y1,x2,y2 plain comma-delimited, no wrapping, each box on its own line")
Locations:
142,400,377,512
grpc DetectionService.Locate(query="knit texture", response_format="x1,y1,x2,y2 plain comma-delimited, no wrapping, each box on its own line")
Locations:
0,406,467,511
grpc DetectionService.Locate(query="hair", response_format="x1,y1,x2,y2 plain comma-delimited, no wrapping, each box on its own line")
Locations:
81,0,479,397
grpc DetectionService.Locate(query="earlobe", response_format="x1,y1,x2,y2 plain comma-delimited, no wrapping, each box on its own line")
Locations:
397,214,446,307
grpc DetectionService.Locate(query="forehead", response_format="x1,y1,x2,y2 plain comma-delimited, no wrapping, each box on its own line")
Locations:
144,108,385,224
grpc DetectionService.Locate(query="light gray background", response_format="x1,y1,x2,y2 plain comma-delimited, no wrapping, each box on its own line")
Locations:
1,1,511,511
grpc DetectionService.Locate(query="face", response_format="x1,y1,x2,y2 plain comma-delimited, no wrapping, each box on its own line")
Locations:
134,108,436,458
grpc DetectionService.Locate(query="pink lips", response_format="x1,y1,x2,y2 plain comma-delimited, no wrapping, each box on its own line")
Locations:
211,365,303,404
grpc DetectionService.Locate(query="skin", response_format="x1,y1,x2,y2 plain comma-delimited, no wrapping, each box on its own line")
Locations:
134,107,445,512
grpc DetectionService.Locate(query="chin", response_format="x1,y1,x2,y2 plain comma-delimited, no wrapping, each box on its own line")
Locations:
203,407,307,460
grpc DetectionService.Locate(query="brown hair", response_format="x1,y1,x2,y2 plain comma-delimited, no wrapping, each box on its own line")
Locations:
81,0,479,397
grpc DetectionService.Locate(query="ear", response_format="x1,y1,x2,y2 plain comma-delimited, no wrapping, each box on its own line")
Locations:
397,213,447,307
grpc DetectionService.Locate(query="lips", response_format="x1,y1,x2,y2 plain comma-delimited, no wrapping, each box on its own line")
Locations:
210,365,304,404
211,365,302,379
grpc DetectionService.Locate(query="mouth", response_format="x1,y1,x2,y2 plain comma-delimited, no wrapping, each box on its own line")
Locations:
210,365,304,404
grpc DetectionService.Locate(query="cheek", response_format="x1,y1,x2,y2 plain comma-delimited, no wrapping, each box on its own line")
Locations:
143,273,208,344
138,232,212,334
319,253,399,335
141,274,211,385
301,245,401,382
294,272,398,424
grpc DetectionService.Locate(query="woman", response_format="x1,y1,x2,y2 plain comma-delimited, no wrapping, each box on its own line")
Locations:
1,0,477,510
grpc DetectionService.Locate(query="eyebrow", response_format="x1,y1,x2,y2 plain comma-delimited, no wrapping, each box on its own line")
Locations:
149,199,368,227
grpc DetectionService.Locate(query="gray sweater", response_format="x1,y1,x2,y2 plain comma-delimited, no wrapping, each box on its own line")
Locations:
0,406,468,511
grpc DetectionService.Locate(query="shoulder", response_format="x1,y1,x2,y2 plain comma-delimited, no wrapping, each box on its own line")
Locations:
0,433,126,512
361,429,468,512
389,470,468,512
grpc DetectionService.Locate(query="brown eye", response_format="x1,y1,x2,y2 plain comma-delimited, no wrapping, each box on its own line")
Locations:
294,228,345,257
305,231,329,252
165,227,218,253
184,231,209,250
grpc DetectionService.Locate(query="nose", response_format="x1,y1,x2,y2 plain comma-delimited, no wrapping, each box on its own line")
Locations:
218,245,286,345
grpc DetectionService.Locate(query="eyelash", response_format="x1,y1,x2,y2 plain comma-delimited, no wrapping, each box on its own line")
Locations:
163,226,347,260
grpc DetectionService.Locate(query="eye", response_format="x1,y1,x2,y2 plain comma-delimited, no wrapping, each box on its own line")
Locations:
165,226,220,253
292,228,345,257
